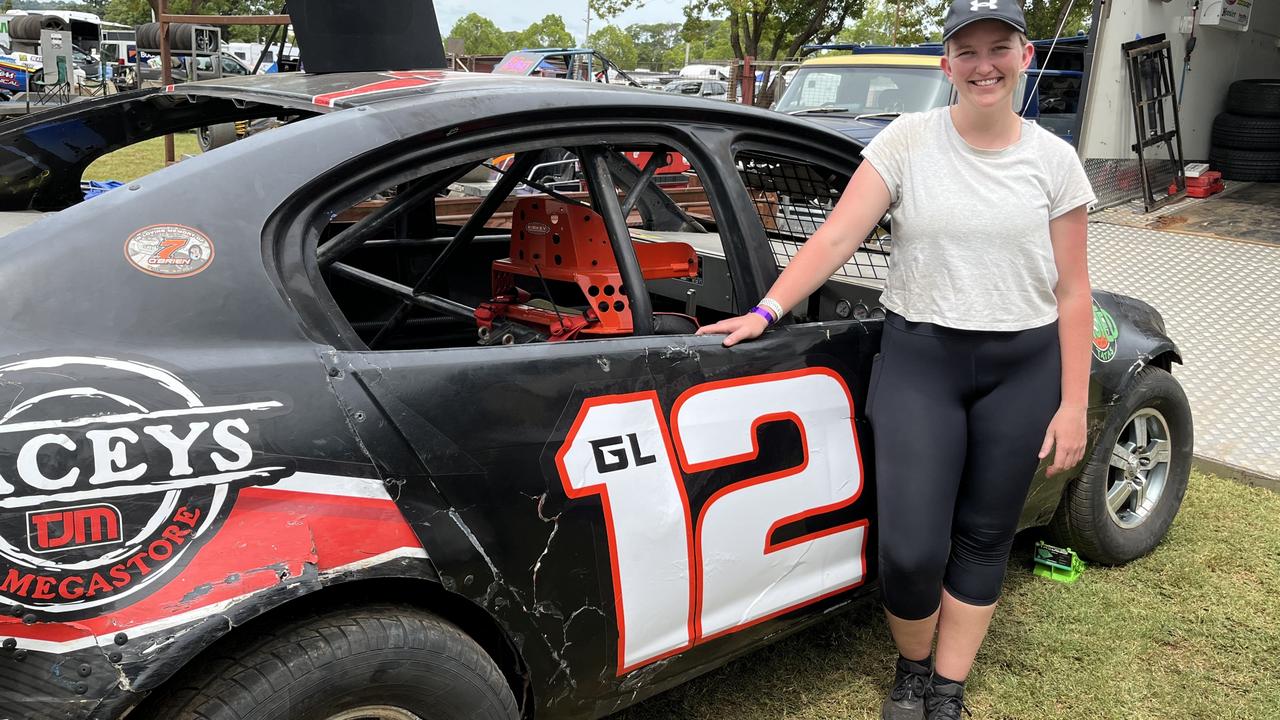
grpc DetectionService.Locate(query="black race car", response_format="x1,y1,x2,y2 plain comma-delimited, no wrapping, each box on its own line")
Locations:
0,71,1191,720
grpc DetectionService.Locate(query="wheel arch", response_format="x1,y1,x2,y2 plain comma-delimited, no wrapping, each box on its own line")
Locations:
125,574,532,719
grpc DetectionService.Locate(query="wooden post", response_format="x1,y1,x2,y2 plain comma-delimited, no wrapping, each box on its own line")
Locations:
160,0,174,165
742,55,755,107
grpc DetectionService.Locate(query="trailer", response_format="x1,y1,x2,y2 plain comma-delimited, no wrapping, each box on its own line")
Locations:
1078,0,1279,209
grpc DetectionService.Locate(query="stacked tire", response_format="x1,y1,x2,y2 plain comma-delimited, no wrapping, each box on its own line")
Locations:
1209,79,1280,182
135,22,218,52
7,14,69,41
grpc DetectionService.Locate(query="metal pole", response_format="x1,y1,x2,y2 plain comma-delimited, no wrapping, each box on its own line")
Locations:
160,0,174,165
584,0,591,45
684,0,692,65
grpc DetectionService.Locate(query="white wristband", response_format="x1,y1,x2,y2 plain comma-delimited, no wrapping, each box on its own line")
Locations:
759,297,784,320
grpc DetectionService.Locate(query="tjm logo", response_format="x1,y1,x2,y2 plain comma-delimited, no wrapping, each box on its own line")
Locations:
27,503,123,553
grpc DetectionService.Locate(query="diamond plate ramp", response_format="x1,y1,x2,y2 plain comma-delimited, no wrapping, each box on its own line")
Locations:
1088,222,1280,485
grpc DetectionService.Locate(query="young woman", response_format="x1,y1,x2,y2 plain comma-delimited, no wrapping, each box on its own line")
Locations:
696,3,1096,719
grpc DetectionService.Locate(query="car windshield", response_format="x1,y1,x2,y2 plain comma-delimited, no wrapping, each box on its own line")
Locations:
774,65,952,115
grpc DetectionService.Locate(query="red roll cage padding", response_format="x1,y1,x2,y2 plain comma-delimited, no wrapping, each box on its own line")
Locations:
475,197,698,340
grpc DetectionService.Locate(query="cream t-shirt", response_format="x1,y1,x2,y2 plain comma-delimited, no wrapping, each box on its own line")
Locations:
859,106,1096,331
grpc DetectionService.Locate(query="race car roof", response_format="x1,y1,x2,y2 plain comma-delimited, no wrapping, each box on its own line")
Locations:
177,69,655,110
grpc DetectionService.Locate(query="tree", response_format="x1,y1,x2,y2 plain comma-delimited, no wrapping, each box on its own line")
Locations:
1023,0,1092,38
628,22,681,69
588,24,637,70
596,0,865,62
446,12,513,56
516,14,574,50
661,18,732,67
104,0,276,41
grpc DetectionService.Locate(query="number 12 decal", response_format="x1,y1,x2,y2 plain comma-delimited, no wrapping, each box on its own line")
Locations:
556,368,868,675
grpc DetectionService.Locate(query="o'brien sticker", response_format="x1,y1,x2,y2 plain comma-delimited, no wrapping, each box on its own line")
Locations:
124,224,215,278
0,356,291,616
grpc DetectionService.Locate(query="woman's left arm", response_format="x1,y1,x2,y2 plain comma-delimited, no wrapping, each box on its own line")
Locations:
1040,205,1092,476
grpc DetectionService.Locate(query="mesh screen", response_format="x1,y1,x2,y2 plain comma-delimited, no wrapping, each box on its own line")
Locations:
736,152,890,282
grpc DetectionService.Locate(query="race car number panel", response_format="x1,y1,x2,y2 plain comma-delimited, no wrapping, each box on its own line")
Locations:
556,368,868,674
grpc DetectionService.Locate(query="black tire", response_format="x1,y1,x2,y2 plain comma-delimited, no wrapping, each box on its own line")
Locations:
135,23,159,51
9,15,42,41
197,123,239,152
1225,78,1280,117
1208,145,1280,182
136,604,519,720
1211,112,1280,150
135,22,197,51
1048,366,1192,565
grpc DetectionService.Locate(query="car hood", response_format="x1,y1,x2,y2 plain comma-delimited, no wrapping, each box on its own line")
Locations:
792,113,892,145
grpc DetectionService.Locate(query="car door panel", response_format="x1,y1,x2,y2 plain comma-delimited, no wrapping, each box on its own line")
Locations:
338,317,881,716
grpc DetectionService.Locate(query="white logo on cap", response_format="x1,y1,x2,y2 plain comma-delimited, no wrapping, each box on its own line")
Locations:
971,0,997,9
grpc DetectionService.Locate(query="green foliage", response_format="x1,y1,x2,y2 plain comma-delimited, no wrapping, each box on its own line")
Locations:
515,14,574,50
103,0,152,26
1023,0,1092,38
662,18,732,66
101,0,278,42
588,24,637,70
835,0,946,46
445,12,512,56
689,0,866,61
629,22,681,69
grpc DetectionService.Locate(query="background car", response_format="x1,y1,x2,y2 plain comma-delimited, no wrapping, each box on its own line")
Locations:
138,51,253,84
662,77,729,100
0,71,1190,720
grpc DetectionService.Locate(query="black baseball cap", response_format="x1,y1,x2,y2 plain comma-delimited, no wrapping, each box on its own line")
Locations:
942,0,1028,41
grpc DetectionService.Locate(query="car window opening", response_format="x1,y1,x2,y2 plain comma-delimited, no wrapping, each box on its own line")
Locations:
315,142,739,351
735,150,890,322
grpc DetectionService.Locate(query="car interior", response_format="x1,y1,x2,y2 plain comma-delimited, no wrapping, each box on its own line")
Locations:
313,139,891,352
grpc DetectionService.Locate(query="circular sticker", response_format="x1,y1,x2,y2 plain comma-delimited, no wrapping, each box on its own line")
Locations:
124,224,215,278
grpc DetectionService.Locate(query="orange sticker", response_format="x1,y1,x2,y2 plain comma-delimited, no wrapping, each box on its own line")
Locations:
124,224,215,278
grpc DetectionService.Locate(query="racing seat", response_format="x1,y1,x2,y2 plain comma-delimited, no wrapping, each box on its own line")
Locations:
476,197,699,341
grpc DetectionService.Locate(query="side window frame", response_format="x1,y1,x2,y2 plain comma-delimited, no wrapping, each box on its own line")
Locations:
727,136,888,323
271,126,759,352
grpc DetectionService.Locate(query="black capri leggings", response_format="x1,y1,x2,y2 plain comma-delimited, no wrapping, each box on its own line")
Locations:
868,311,1061,621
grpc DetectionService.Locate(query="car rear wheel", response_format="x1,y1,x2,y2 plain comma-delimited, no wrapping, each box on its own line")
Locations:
1048,366,1193,565
136,604,519,720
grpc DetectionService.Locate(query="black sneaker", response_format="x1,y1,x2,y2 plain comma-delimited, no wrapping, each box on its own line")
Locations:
881,656,931,720
924,679,972,720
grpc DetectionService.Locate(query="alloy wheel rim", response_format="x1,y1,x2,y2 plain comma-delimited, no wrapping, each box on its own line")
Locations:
326,708,423,720
1105,407,1172,529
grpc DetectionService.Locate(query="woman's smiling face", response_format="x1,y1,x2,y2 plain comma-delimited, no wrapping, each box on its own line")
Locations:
941,20,1034,110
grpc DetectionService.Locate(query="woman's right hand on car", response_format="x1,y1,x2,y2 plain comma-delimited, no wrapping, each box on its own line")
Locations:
695,312,769,347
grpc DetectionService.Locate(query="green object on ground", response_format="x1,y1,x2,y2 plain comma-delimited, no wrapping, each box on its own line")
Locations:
1033,541,1085,583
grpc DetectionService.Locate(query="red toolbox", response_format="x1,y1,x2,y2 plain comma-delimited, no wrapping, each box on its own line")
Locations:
1172,170,1224,198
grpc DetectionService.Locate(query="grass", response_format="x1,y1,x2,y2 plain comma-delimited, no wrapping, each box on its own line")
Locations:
83,133,202,182
619,471,1280,720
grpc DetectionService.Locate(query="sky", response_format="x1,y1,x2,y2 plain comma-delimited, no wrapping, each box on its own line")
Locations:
433,0,692,43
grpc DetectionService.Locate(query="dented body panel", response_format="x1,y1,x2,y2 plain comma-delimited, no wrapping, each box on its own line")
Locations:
0,71,1180,720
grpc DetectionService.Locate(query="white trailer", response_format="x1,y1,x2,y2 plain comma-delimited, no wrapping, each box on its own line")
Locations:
1078,0,1279,207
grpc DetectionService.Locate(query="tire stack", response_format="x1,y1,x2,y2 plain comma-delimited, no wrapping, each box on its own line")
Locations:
7,14,70,41
134,22,217,52
1209,79,1280,182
